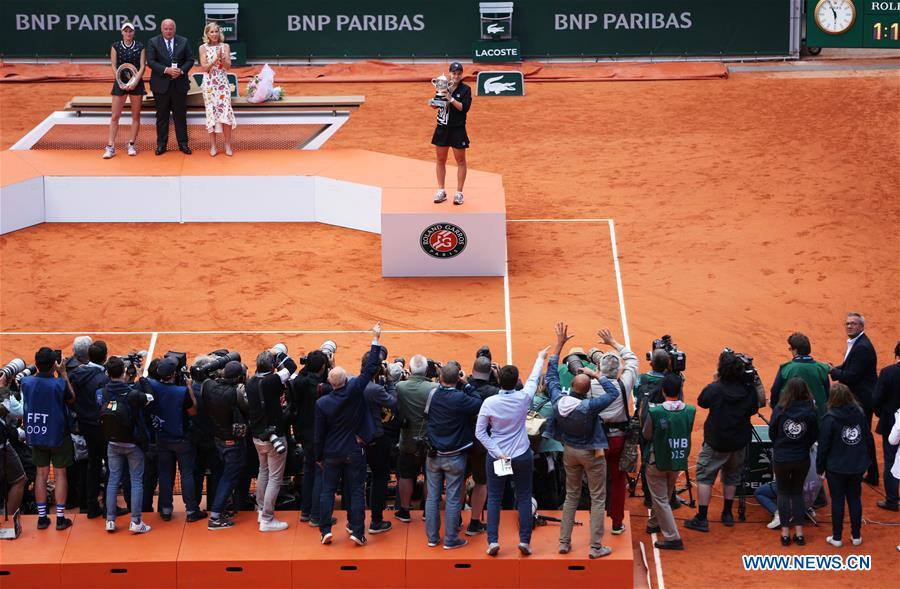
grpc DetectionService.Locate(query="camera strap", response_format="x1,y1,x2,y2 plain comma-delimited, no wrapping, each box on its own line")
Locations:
415,387,438,442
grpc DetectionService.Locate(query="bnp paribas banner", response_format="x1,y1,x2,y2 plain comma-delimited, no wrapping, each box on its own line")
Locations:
1,0,792,59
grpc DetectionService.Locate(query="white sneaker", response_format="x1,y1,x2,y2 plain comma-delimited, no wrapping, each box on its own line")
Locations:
102,145,115,159
257,510,263,523
433,189,447,203
453,191,464,205
259,519,289,532
851,537,862,546
766,514,781,529
825,536,842,547
129,520,152,534
127,142,137,156
105,520,116,533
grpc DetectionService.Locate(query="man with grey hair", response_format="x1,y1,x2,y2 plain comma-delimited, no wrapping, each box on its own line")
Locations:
314,323,385,546
829,312,879,485
146,18,194,154
590,328,638,535
395,354,438,522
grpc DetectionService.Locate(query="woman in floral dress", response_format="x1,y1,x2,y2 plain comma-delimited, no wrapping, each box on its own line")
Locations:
198,22,236,156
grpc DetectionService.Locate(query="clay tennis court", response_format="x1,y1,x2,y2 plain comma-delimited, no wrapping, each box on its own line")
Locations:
1,58,898,588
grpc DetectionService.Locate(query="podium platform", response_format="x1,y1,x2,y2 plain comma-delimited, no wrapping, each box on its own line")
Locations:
0,149,506,277
0,511,634,589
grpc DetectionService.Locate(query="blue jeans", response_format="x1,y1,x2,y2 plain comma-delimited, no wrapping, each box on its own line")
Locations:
486,449,533,545
883,435,899,506
107,443,144,523
211,438,246,516
754,481,778,514
425,453,468,545
319,448,366,537
158,438,200,514
301,444,323,520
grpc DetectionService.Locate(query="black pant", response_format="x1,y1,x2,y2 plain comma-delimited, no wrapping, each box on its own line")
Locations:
826,472,863,541
81,423,107,512
774,458,808,526
365,435,392,524
194,443,222,511
863,407,878,480
154,86,188,147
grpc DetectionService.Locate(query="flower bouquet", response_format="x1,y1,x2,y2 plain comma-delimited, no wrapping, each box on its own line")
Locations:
246,64,285,103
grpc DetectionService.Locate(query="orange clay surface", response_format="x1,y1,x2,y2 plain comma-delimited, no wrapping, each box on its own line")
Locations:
1,65,899,589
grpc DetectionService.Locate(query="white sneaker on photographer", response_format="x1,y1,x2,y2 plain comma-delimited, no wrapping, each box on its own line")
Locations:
259,519,289,532
766,514,781,529
127,142,137,156
129,520,152,534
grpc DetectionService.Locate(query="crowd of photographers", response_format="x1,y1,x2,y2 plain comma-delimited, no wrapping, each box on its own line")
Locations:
1,312,898,555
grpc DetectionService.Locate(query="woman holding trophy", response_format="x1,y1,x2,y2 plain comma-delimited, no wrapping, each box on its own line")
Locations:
103,22,146,159
198,22,236,157
430,62,472,206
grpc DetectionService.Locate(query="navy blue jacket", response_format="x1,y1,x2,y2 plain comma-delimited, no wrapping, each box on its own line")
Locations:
769,400,818,463
314,344,382,461
544,355,619,450
816,404,872,475
873,362,900,436
101,380,151,446
426,385,482,454
831,333,878,410
69,364,109,427
364,379,398,440
149,379,192,443
21,373,72,448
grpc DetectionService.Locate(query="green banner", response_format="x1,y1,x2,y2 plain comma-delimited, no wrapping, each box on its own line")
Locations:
1,0,794,59
476,71,525,95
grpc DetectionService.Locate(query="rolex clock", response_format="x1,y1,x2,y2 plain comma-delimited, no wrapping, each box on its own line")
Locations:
813,0,857,34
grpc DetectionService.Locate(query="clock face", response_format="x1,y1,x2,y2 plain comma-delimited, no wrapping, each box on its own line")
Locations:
814,0,857,34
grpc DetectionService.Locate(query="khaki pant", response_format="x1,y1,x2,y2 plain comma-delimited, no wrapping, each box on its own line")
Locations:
646,462,680,541
560,446,607,548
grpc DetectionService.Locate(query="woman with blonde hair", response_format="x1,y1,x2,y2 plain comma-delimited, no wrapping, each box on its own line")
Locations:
103,22,146,158
197,22,236,156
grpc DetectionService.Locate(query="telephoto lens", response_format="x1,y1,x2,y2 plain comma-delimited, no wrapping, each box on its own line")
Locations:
0,358,26,381
269,433,287,454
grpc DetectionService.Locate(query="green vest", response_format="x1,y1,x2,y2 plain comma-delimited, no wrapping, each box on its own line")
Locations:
649,404,695,471
778,360,830,421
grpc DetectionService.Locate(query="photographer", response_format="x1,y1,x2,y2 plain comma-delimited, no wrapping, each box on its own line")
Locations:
544,322,620,559
68,341,110,519
202,360,249,530
362,348,398,535
465,354,500,535
424,362,483,549
99,356,153,533
247,350,291,532
189,356,221,512
684,350,764,533
149,357,205,523
0,373,26,521
395,354,438,522
315,322,385,546
288,350,331,526
21,347,76,531
642,374,694,551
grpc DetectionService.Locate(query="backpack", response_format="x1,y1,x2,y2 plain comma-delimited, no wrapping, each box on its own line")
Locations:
635,376,663,415
100,388,134,443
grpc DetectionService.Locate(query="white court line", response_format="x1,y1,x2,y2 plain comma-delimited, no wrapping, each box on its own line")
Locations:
607,219,631,350
649,509,666,589
507,218,612,223
0,328,507,336
503,258,513,364
142,332,158,377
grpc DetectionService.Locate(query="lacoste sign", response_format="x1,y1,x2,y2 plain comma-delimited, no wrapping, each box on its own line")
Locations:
472,39,521,63
476,71,525,96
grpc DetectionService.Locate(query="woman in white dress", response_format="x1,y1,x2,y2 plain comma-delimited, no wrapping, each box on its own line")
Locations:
198,22,236,156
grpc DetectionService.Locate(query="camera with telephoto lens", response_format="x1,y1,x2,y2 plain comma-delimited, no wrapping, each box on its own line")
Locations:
270,343,298,383
163,351,189,385
121,350,148,380
201,350,242,378
2,359,38,391
646,335,686,373
722,347,759,387
266,429,287,454
425,358,442,380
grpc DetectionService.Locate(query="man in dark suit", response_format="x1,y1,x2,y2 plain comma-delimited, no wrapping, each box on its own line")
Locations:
146,18,194,155
873,341,900,511
829,312,879,484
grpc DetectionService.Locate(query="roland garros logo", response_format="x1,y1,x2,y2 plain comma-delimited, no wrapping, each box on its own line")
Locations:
421,223,467,259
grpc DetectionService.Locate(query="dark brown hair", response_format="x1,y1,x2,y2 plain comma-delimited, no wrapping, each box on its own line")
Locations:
827,383,860,411
778,377,811,408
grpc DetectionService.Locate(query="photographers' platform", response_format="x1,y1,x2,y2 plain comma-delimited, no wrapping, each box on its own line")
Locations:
0,149,506,277
0,511,634,589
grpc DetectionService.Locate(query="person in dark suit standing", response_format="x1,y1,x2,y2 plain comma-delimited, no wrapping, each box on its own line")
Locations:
146,18,195,155
829,312,879,485
873,341,900,511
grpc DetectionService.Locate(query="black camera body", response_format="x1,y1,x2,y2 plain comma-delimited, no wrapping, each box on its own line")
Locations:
164,351,189,386
723,347,759,387
647,335,686,373
425,358,442,380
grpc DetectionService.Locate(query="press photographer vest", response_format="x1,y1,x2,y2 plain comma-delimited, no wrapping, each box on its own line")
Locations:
778,359,830,421
21,374,69,448
149,379,188,442
649,404,695,471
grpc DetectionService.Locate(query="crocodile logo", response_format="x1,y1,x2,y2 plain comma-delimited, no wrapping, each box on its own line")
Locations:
483,75,517,94
486,23,505,34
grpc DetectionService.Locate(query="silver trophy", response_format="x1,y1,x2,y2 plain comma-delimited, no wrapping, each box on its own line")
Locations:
116,63,138,90
429,74,450,108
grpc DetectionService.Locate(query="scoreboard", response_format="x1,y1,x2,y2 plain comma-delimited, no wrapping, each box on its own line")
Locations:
806,0,900,48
